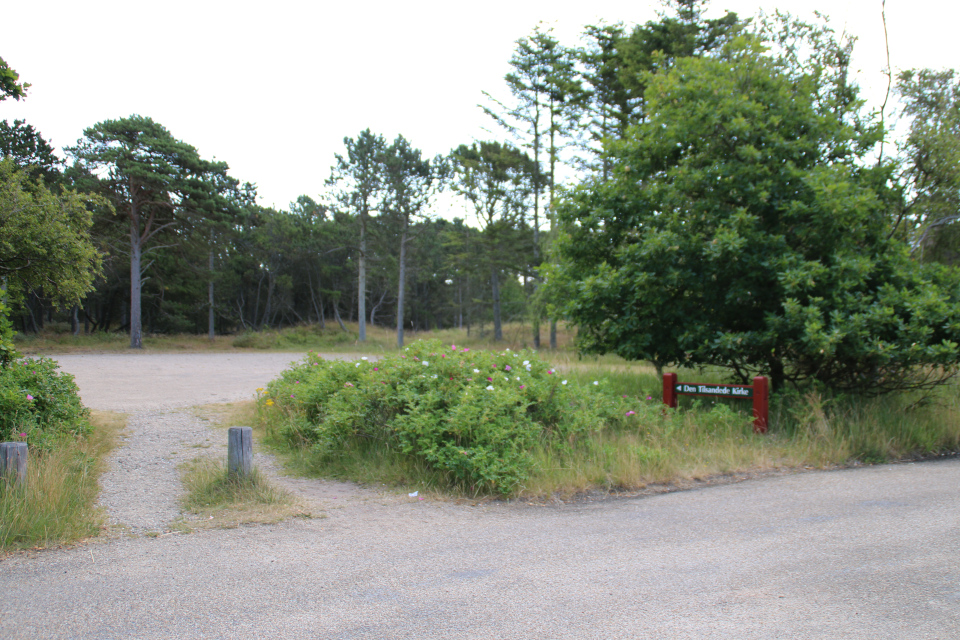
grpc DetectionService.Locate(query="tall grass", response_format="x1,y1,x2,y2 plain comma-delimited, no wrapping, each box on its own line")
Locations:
0,411,124,551
522,375,960,498
179,457,301,528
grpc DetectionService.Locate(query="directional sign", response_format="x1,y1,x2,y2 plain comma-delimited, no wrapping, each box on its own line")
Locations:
675,383,753,398
663,372,769,434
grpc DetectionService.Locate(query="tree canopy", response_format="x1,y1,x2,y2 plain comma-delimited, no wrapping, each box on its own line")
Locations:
547,35,960,393
0,57,29,102
0,158,102,306
68,115,236,348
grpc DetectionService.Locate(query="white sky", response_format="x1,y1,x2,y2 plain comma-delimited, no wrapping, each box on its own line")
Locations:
3,1,957,213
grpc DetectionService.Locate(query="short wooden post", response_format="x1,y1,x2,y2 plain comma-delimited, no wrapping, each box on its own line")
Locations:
0,442,28,489
227,427,253,478
663,372,678,409
752,376,769,434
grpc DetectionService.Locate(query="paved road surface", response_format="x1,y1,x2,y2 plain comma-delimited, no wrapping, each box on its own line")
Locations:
0,353,957,639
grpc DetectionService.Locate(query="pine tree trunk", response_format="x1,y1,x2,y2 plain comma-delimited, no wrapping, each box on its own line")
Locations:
358,215,367,342
208,249,215,341
396,226,408,348
129,229,143,349
550,319,557,349
491,267,502,342
261,272,274,329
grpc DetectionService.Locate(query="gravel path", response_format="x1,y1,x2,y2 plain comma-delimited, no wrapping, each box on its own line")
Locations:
58,352,384,533
97,411,213,534
0,352,957,639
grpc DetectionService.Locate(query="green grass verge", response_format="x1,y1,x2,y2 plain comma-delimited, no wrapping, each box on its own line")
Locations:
0,410,124,552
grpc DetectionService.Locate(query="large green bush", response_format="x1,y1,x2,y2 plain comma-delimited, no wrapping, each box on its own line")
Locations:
0,356,91,450
546,36,960,394
261,339,631,494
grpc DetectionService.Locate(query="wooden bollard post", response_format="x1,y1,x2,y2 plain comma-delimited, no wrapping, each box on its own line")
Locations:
0,442,28,489
227,427,253,478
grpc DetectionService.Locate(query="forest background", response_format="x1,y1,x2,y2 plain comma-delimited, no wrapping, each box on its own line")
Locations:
2,0,960,367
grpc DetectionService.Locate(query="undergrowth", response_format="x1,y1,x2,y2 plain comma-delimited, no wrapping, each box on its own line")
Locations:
0,356,91,450
258,339,960,499
260,339,634,495
0,410,124,552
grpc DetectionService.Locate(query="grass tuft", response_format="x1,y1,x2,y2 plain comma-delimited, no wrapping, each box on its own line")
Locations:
178,457,306,529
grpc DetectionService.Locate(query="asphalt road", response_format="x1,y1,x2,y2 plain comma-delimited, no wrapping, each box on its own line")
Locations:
0,353,957,639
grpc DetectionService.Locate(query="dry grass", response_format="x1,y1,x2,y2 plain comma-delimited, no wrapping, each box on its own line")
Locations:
176,457,308,531
0,410,125,552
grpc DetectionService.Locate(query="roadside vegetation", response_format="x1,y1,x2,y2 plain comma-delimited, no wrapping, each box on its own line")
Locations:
255,338,960,499
0,410,123,552
13,320,579,356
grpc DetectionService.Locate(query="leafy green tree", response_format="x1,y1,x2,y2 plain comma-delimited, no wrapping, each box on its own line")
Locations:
576,23,631,181
0,158,102,308
0,120,63,185
548,36,960,394
381,135,445,347
68,115,220,348
0,57,29,102
483,26,583,347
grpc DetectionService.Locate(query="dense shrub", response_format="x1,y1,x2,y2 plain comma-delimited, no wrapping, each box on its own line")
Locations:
0,356,91,450
261,339,631,494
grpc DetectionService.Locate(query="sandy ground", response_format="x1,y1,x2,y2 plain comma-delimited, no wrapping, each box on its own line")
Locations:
49,352,332,412
0,352,957,639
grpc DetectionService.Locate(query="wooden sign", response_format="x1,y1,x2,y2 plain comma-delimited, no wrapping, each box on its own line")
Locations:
674,383,753,398
663,373,768,434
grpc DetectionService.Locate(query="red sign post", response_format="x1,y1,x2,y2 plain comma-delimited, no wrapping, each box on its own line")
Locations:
662,373,769,434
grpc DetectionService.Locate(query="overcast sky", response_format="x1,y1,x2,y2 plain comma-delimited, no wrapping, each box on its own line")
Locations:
3,1,957,212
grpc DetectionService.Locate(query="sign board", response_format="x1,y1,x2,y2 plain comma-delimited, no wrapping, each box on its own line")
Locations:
663,373,768,434
675,383,753,398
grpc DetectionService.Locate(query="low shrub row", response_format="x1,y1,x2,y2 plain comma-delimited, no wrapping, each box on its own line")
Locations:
260,339,637,494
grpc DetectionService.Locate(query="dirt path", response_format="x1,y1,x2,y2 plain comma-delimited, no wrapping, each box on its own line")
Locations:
0,352,956,639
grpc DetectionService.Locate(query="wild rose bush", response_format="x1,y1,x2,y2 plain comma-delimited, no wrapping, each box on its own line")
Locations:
261,339,631,495
0,357,91,450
